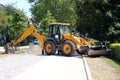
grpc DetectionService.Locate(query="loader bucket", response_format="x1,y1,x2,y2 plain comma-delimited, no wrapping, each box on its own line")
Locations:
88,41,111,56
88,48,111,56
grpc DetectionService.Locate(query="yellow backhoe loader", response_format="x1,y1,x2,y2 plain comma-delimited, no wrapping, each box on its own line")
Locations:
11,22,110,56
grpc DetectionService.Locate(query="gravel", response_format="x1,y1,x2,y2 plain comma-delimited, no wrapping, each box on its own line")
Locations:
86,57,120,80
0,54,43,80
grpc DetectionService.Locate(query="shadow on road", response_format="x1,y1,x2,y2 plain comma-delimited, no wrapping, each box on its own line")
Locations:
36,51,83,59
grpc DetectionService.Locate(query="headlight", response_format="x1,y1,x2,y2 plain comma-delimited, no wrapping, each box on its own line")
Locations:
55,35,59,38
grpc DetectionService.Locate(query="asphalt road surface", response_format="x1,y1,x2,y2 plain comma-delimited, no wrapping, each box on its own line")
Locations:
13,55,88,80
0,45,91,80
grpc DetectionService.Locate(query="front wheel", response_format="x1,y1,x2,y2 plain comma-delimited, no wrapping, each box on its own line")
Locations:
61,41,75,56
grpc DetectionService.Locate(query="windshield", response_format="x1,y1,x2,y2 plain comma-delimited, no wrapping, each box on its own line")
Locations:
60,25,71,34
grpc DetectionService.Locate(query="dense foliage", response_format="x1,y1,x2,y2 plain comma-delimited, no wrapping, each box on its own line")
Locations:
28,0,77,25
0,8,7,28
75,0,120,42
5,5,28,42
0,8,7,42
28,0,120,42
28,0,77,35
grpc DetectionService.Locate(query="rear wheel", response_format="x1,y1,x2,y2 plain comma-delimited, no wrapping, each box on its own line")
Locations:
44,41,56,55
61,41,75,56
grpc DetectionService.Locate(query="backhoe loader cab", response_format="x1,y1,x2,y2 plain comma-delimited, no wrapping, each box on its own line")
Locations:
47,23,71,43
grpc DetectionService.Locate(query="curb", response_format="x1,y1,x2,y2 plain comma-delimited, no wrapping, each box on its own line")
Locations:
83,57,93,80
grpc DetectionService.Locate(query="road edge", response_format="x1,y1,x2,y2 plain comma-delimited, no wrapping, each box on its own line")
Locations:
83,57,93,80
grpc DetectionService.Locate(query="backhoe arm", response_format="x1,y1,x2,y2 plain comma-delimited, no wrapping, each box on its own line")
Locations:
11,25,35,47
80,38,94,46
32,32,46,50
11,25,46,51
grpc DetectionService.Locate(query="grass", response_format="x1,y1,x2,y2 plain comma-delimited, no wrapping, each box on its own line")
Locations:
0,43,29,47
104,57,120,74
19,43,29,46
0,48,28,54
14,48,28,53
19,48,28,51
109,43,120,61
0,44,4,46
0,51,5,54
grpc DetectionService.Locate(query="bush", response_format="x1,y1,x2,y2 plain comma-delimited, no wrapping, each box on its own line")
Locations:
109,43,120,60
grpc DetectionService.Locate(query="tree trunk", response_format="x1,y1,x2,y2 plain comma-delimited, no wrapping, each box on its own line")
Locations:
5,43,14,54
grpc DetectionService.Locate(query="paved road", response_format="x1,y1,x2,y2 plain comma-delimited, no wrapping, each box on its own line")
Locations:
0,45,92,80
13,55,88,80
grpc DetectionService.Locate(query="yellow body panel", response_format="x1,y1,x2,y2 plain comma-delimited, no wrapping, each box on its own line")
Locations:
80,37,94,46
63,34,94,51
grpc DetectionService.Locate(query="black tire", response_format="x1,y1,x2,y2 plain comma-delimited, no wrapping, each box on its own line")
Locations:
76,50,83,54
44,41,56,55
42,50,44,55
61,41,75,56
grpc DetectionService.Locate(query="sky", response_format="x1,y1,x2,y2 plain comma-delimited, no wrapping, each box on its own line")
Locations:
0,0,31,18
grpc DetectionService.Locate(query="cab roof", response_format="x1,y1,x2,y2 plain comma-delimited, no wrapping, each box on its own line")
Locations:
50,22,70,26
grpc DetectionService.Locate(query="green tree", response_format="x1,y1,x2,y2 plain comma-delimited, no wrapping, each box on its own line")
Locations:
0,8,7,28
5,5,28,42
28,0,77,26
106,0,120,42
0,8,7,43
40,10,56,36
75,0,120,42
